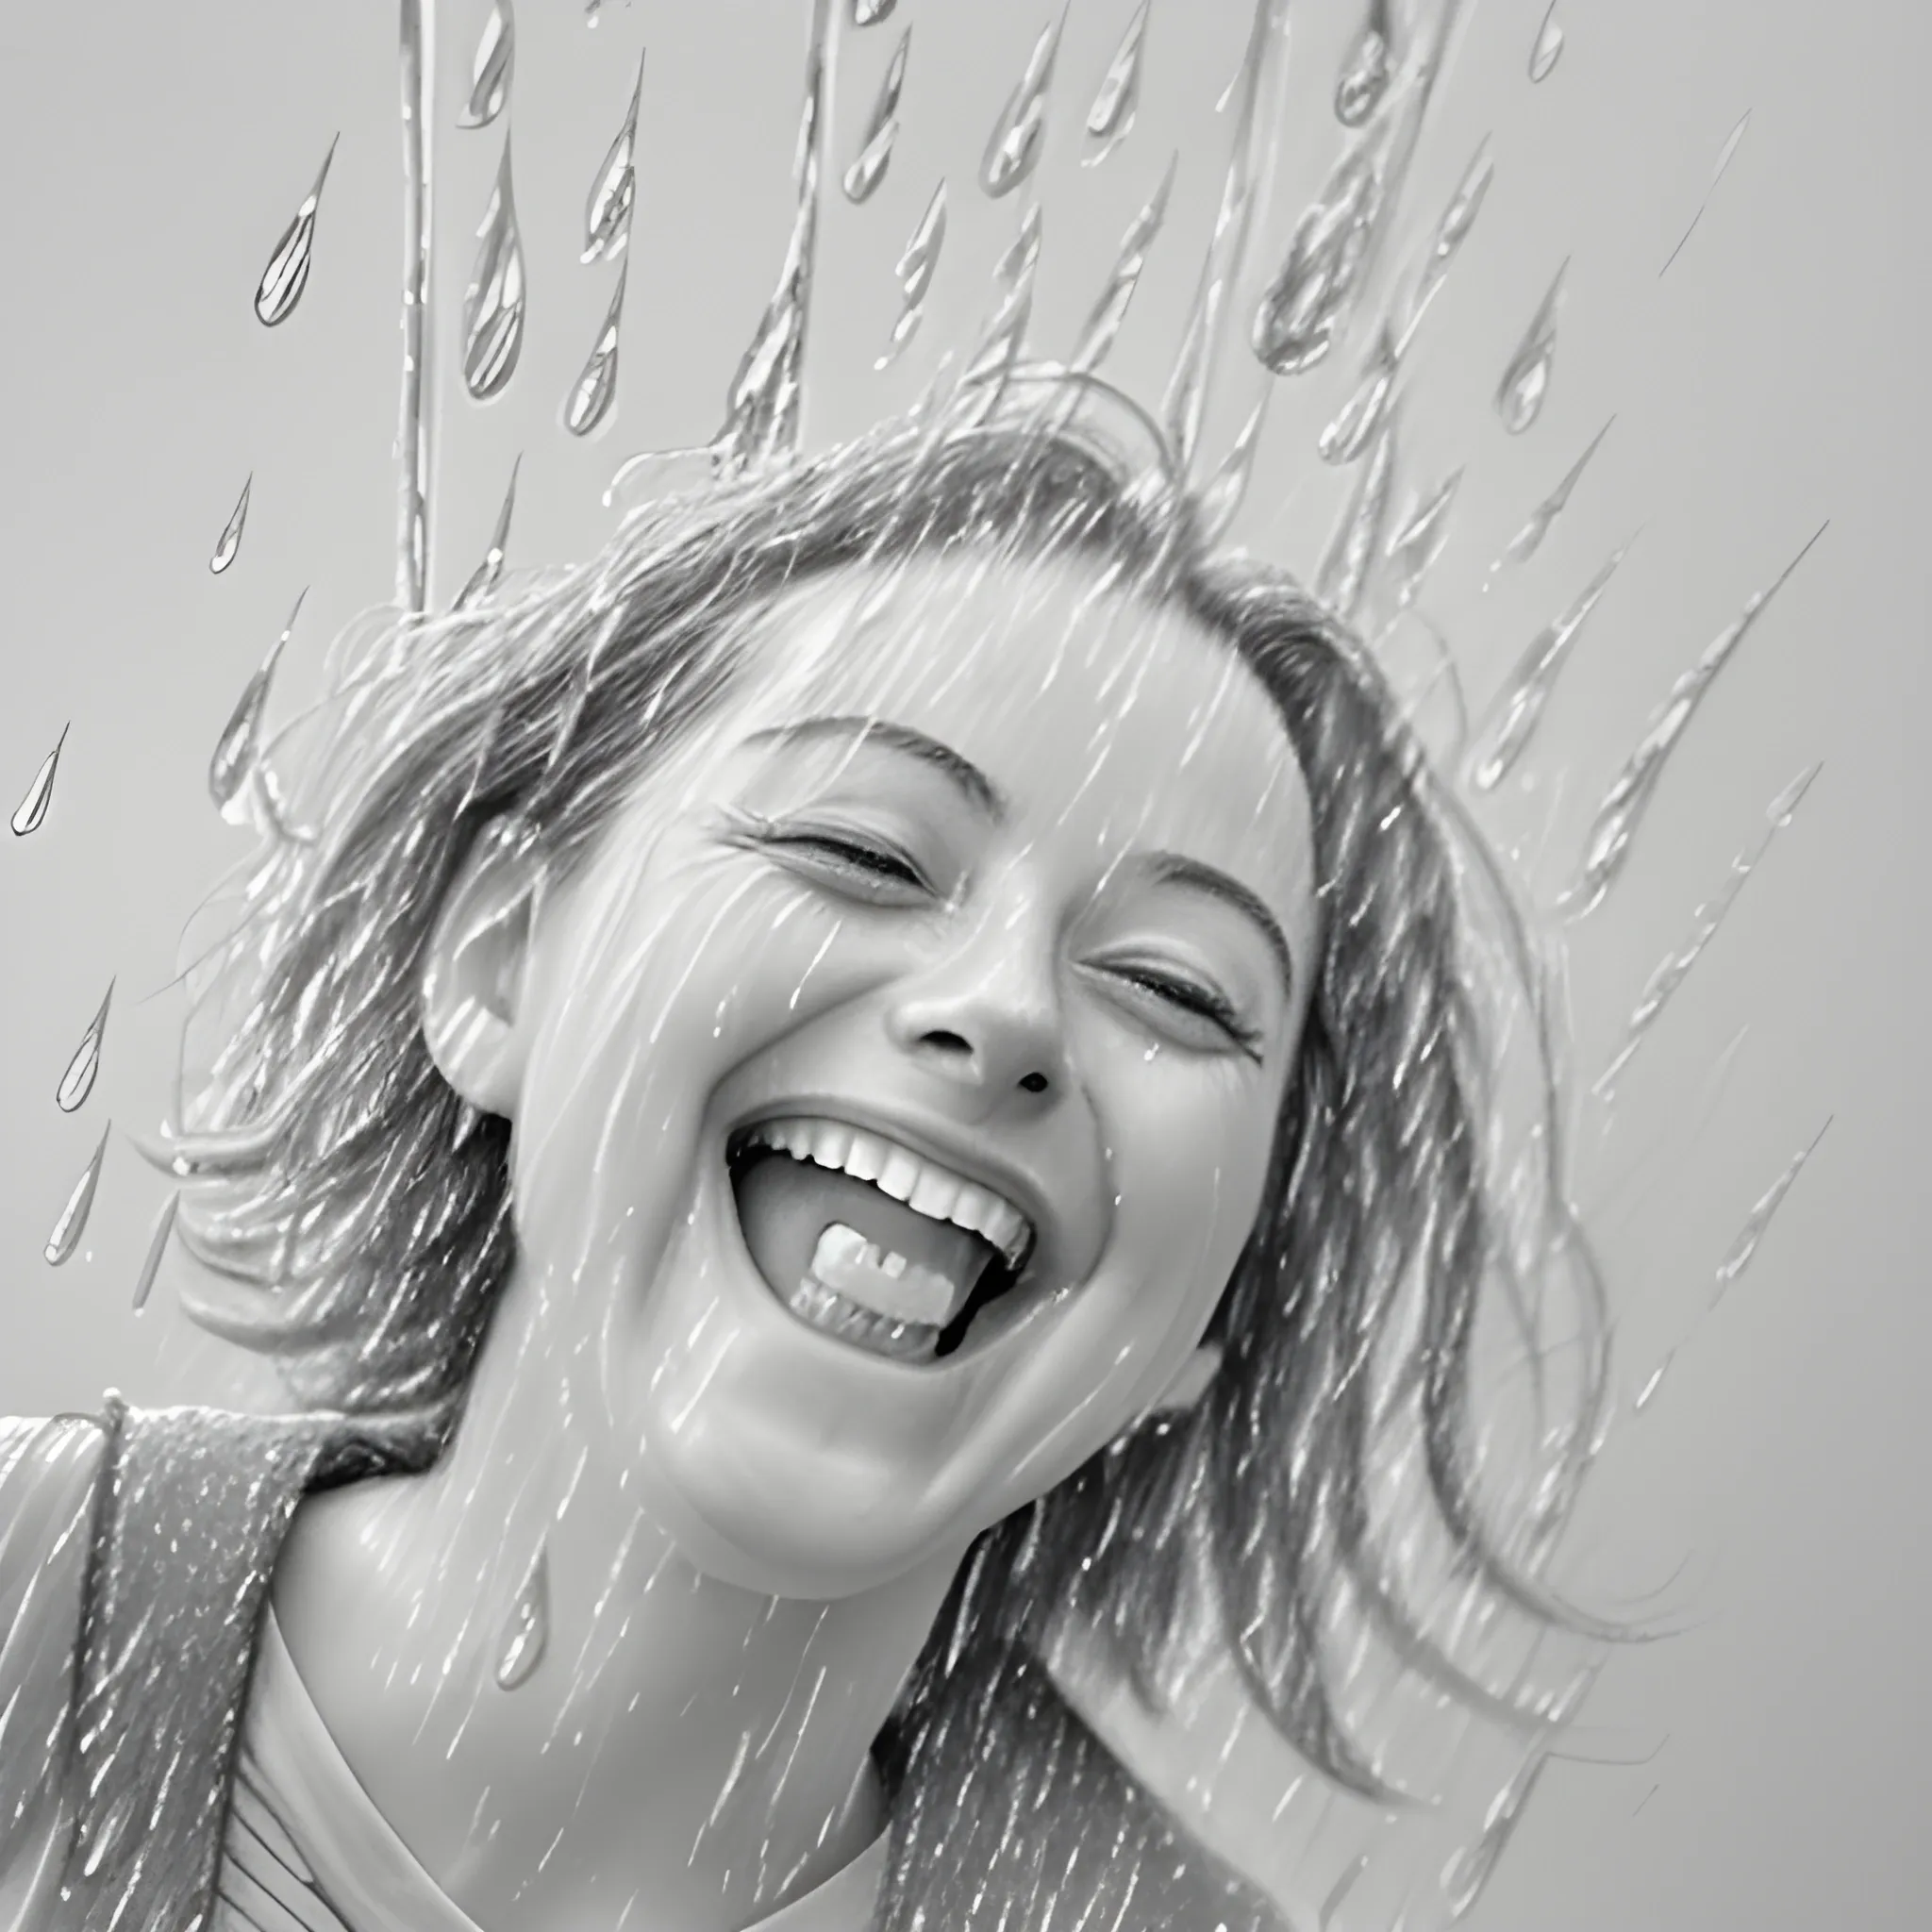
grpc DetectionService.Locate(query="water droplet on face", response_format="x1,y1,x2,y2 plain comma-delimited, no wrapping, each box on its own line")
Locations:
1082,0,1148,166
10,725,67,837
583,48,645,263
1495,261,1565,433
853,0,896,22
465,134,526,400
1334,2,1392,127
1069,152,1175,374
456,456,522,610
209,591,306,824
1528,3,1564,82
843,26,908,204
496,1541,550,1689
1316,406,1398,622
1494,416,1613,570
1195,392,1270,542
45,1123,110,1267
1713,1120,1830,1297
458,0,514,129
876,179,946,368
564,265,626,437
1385,465,1462,606
1318,323,1399,464
980,14,1063,198
57,980,114,1114
255,135,339,327
208,475,252,575
1253,141,1383,376
131,1192,180,1312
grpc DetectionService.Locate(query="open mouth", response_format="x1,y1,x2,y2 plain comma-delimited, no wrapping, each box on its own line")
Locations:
725,1116,1039,1365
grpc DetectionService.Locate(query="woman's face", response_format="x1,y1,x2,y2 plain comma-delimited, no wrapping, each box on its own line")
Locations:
450,547,1319,1597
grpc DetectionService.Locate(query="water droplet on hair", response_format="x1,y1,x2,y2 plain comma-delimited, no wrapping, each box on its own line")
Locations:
980,13,1063,199
1334,1,1391,127
1316,406,1398,623
1633,1351,1673,1411
45,1123,110,1267
1528,3,1564,82
876,180,946,368
1493,416,1613,572
1713,1120,1830,1297
497,1541,550,1689
208,475,252,575
456,456,522,610
1318,323,1398,464
57,980,113,1114
583,47,645,263
255,136,338,326
843,27,909,204
209,591,306,824
1082,1,1147,166
1195,392,1269,542
853,0,896,22
1385,466,1461,607
1253,139,1383,376
131,1192,180,1312
10,726,66,838
1495,261,1564,433
1069,153,1175,374
464,134,526,399
458,0,514,129
564,265,626,437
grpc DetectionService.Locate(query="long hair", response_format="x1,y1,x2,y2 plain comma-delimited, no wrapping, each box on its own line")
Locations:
171,398,1603,1928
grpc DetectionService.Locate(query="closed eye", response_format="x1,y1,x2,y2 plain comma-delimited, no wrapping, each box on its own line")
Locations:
1091,959,1264,1060
721,809,937,904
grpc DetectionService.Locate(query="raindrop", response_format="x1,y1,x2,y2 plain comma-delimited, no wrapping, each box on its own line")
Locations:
456,457,523,611
10,726,67,838
1400,137,1493,347
1495,261,1565,434
959,205,1041,403
1713,1119,1831,1296
1320,1854,1368,1928
1469,537,1633,791
564,265,626,437
1196,392,1270,542
1316,407,1398,624
981,12,1064,199
1443,1757,1547,1918
57,980,114,1115
1069,153,1176,374
1083,1,1148,167
255,135,339,327
458,0,514,129
1494,417,1614,570
209,591,306,826
854,0,897,21
585,0,600,23
843,28,909,205
208,475,252,575
1633,1351,1674,1411
497,1541,550,1689
1661,110,1751,276
45,1123,110,1268
583,48,645,263
1572,525,1826,914
131,1193,180,1313
1528,3,1564,83
876,181,946,369
1385,466,1462,608
1318,323,1398,464
464,134,526,400
1335,0,1392,128
1253,140,1383,376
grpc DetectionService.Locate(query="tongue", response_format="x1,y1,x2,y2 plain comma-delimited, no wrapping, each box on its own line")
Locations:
733,1155,996,1326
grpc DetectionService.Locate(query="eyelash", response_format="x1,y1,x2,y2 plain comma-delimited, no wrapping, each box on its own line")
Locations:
1106,964,1264,1059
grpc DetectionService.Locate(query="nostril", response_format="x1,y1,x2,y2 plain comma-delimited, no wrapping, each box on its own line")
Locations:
920,1028,974,1058
1018,1071,1050,1094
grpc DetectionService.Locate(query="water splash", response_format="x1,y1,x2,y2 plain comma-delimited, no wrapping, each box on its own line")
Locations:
464,134,526,400
209,591,307,826
1318,323,1399,464
980,12,1064,199
1572,524,1827,915
1399,136,1492,349
854,0,897,21
1253,136,1385,376
1496,260,1565,433
45,1123,110,1268
1493,417,1614,571
57,981,114,1114
1661,109,1751,276
1083,1,1148,166
131,1192,180,1313
1317,407,1398,624
208,475,252,575
583,48,645,263
9,726,65,837
1528,3,1564,82
1469,538,1633,791
1443,1756,1548,1918
255,135,338,327
1069,154,1176,374
1594,763,1821,1098
458,0,514,129
1335,0,1392,128
456,457,523,611
564,265,626,436
1713,1119,1831,1297
843,27,909,204
876,181,946,368
1385,467,1462,608
1196,392,1269,542
496,1541,551,1689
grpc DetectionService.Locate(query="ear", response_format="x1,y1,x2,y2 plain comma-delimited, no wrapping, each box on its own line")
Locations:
1147,1342,1223,1418
421,819,542,1118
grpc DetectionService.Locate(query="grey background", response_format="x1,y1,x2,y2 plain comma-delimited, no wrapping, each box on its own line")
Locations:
0,0,1925,1924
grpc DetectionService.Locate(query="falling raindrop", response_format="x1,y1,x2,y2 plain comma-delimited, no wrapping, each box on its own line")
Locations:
959,205,1042,404
1661,110,1751,276
1385,466,1462,608
57,981,114,1115
981,13,1064,199
1495,261,1565,433
1633,1350,1674,1411
843,27,910,204
1316,407,1398,623
1196,392,1270,542
208,475,252,575
1334,0,1392,128
585,0,601,23
1083,1,1148,167
1400,138,1493,347
456,457,523,611
1528,3,1564,82
45,1124,110,1267
131,1193,180,1313
1713,1119,1831,1296
497,1541,550,1689
1494,417,1614,571
583,48,645,263
1319,1854,1368,1928
1443,1757,1548,1918
209,591,306,826
853,0,896,21
876,181,947,369
464,134,526,400
564,265,626,437
1253,140,1384,376
1572,525,1826,914
11,726,67,838
458,0,514,129
1318,323,1399,464
1069,154,1176,374
1469,538,1633,791
255,135,339,327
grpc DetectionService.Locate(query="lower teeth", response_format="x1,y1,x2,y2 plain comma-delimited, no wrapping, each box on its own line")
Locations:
786,1273,941,1363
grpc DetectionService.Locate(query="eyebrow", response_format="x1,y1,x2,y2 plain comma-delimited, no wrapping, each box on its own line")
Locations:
1145,853,1296,1001
739,716,1007,821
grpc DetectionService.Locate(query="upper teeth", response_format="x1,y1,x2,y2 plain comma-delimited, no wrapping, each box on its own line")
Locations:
741,1117,1033,1266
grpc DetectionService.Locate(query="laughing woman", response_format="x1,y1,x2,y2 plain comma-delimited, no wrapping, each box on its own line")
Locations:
0,398,1598,1932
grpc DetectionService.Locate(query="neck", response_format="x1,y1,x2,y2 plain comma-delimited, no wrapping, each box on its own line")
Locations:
273,1257,958,1932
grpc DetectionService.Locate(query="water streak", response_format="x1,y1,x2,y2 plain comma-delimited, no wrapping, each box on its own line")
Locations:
876,181,946,369
1713,1119,1831,1297
1318,324,1399,464
1319,1854,1369,1928
843,27,909,203
854,0,897,21
255,135,338,327
1399,137,1492,349
208,475,251,575
209,591,307,826
131,1192,180,1313
1335,0,1392,127
456,457,523,611
1661,109,1751,276
45,1124,110,1268
1470,538,1633,791
464,133,526,400
9,727,65,837
1196,392,1269,542
1572,525,1827,914
1528,3,1564,82
458,0,514,128
496,1541,551,1689
397,0,436,611
1633,1350,1674,1412
1069,154,1176,374
1083,1,1148,166
1494,417,1613,571
1495,261,1565,434
57,981,114,1114
980,12,1064,199
1385,466,1462,608
958,205,1042,405
1443,1756,1547,1918
1316,408,1398,624
583,49,646,263
564,264,626,436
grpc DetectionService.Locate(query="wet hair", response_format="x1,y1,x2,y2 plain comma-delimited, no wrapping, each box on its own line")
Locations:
174,396,1602,1928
